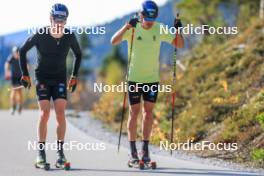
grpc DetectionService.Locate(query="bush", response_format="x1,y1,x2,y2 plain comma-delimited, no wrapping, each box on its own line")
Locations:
256,113,264,129
251,149,264,163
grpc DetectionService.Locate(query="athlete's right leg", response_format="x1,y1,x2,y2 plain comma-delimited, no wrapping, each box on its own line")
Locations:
36,100,50,165
36,82,51,142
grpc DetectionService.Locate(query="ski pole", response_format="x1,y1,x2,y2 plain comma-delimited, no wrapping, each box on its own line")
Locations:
170,13,180,155
171,48,177,156
118,26,135,153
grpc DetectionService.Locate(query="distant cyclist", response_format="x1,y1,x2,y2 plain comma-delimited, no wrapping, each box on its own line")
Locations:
19,3,82,169
4,46,24,115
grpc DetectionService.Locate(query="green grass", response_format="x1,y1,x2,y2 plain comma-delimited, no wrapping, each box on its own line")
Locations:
251,149,264,163
256,113,264,129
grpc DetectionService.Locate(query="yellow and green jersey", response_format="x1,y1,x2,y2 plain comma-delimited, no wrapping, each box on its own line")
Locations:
122,22,174,83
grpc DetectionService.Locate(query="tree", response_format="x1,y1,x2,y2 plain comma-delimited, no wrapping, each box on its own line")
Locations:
176,0,226,43
176,0,223,25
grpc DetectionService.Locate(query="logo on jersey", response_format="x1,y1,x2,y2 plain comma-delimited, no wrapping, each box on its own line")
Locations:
58,83,65,92
149,91,156,96
39,84,46,91
137,36,142,40
59,88,64,93
153,35,156,41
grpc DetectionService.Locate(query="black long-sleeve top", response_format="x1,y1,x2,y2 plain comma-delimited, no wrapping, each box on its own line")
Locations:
20,27,82,83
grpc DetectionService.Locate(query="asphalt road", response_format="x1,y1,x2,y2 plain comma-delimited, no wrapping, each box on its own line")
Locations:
0,110,261,176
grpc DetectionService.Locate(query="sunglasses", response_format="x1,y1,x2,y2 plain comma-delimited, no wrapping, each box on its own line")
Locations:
53,17,66,23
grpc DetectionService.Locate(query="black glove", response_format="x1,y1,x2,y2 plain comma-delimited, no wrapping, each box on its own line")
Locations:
21,75,31,89
128,18,139,28
174,18,182,29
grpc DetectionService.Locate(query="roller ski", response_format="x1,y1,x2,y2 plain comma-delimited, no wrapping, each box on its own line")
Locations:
138,140,157,170
138,156,157,170
127,153,140,168
34,151,50,170
55,152,71,170
127,153,157,170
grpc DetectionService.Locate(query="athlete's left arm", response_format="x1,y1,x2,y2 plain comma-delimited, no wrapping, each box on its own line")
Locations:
70,34,82,77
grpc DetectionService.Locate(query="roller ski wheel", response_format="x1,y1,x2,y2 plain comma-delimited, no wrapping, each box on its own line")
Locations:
139,160,145,170
55,156,71,170
55,161,71,170
138,160,157,170
127,157,140,168
127,161,133,168
150,161,157,169
35,162,50,170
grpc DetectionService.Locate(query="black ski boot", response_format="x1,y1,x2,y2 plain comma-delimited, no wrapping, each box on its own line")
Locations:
55,152,70,170
35,150,50,170
128,152,140,168
55,141,70,170
139,140,156,170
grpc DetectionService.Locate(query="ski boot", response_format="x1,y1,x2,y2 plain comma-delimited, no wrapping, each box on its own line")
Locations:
34,151,50,170
55,152,70,170
127,152,140,168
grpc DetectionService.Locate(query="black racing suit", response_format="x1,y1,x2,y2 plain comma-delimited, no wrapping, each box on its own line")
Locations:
19,27,82,101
